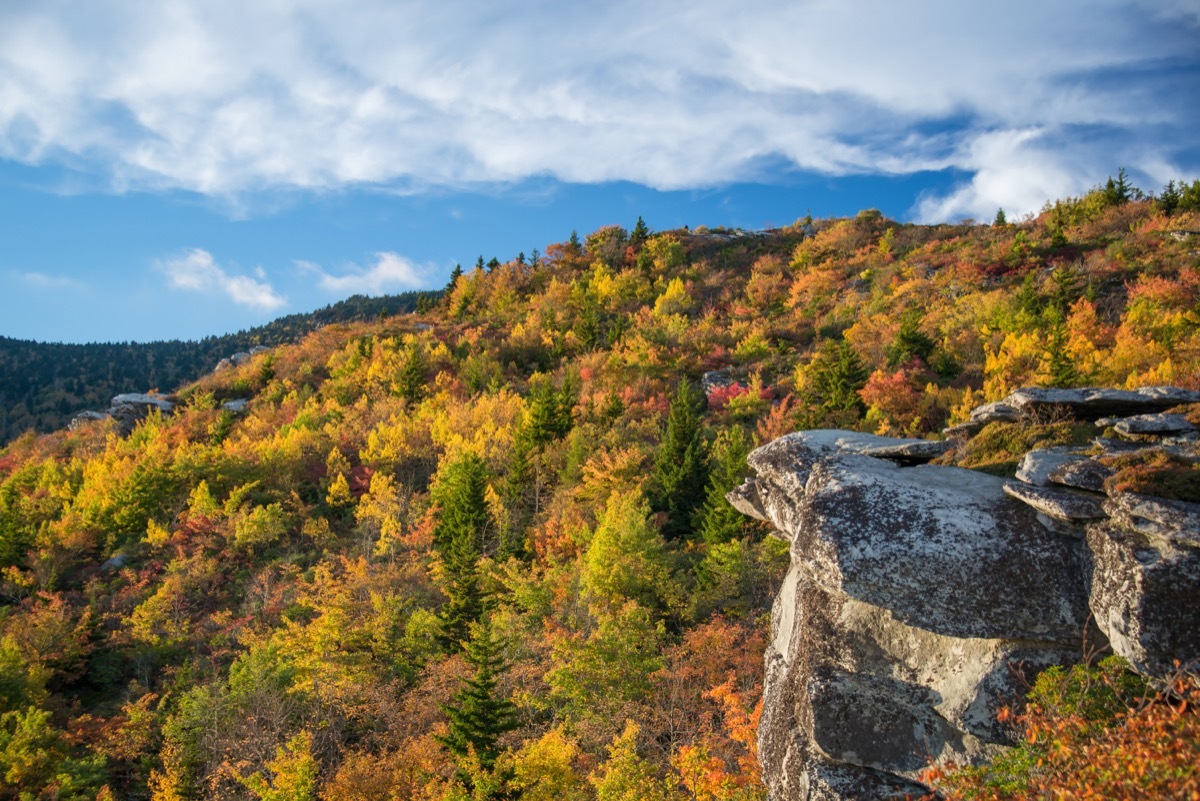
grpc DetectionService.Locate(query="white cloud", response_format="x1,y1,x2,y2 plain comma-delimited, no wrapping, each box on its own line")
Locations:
17,271,88,291
308,252,428,296
0,1,1196,219
159,248,286,311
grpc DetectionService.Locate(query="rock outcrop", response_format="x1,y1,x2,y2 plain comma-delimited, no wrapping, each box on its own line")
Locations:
734,387,1200,800
69,393,175,435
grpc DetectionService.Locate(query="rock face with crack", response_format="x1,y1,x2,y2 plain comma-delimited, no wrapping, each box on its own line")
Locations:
735,387,1200,800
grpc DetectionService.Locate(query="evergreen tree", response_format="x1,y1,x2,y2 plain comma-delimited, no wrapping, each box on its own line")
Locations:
447,264,464,292
526,374,574,446
395,342,428,403
993,208,1008,227
884,311,936,368
432,454,492,644
500,427,533,558
697,427,752,547
438,620,519,787
568,230,581,253
809,339,869,416
652,381,708,540
1043,308,1080,388
630,216,650,248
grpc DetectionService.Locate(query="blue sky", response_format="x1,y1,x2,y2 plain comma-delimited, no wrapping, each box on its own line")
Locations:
1,1,1197,343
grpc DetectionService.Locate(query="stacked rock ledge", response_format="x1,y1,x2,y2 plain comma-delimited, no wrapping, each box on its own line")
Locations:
734,387,1200,800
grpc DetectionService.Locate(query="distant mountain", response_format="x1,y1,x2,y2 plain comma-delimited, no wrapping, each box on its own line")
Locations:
0,291,438,444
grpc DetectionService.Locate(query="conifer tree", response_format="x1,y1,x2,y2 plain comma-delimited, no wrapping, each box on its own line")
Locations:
395,342,428,403
809,339,869,417
438,620,519,782
630,216,650,248
652,380,708,540
697,427,752,547
433,454,492,644
447,263,464,292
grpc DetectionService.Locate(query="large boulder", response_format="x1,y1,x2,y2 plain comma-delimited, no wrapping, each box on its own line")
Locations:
733,431,1090,799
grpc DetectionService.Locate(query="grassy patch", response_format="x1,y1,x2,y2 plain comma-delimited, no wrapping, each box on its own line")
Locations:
952,421,1095,477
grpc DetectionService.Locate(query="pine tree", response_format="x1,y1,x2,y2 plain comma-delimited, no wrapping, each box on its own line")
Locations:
884,311,936,368
395,342,428,403
433,454,492,644
438,620,519,774
447,264,464,292
809,339,869,417
630,216,651,248
993,208,1008,227
652,381,709,540
697,427,752,547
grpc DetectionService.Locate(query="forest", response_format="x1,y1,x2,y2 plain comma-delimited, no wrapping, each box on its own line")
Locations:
0,176,1198,800
0,292,435,445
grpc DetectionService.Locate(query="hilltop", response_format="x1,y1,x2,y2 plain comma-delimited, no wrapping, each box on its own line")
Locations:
0,179,1197,800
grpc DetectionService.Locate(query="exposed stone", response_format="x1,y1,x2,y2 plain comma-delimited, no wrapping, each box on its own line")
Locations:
1015,447,1089,487
108,394,174,435
735,430,1092,799
1103,491,1200,547
860,439,954,465
702,369,733,393
101,554,130,571
1048,458,1113,492
1087,521,1200,674
971,401,1020,425
222,399,251,414
1003,386,1200,421
68,410,108,430
1003,481,1106,523
214,357,234,372
1112,413,1196,439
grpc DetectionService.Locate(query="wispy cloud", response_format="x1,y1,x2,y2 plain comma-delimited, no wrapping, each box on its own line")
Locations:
17,271,89,291
0,1,1196,219
159,248,286,311
303,252,428,296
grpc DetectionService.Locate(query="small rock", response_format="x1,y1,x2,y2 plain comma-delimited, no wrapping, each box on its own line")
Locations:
1003,481,1107,523
101,554,129,571
1048,458,1113,492
1104,492,1200,547
970,401,1020,425
229,351,252,366
69,410,109,430
860,439,955,465
701,369,732,393
1113,413,1197,439
221,399,251,414
214,357,234,372
1015,448,1088,487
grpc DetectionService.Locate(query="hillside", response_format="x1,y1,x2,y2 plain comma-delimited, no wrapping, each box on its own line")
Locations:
0,291,436,445
0,182,1197,800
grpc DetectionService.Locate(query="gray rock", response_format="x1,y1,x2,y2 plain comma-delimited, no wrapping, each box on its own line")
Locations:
1087,521,1200,674
970,401,1020,425
221,399,251,414
1003,386,1200,421
1113,413,1196,439
701,369,733,393
229,351,252,366
1104,492,1200,547
736,430,1092,799
1048,458,1113,492
111,393,173,412
214,357,234,372
1003,481,1107,523
106,394,174,435
249,345,270,354
69,410,109,430
101,554,130,571
860,439,954,465
1015,447,1089,487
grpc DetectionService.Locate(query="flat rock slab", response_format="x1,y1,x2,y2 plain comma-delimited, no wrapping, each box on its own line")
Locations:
1003,386,1200,421
1113,413,1197,438
111,393,174,411
1003,481,1107,522
1088,521,1200,674
1104,492,1200,546
1016,447,1089,487
860,439,954,465
1048,458,1113,492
